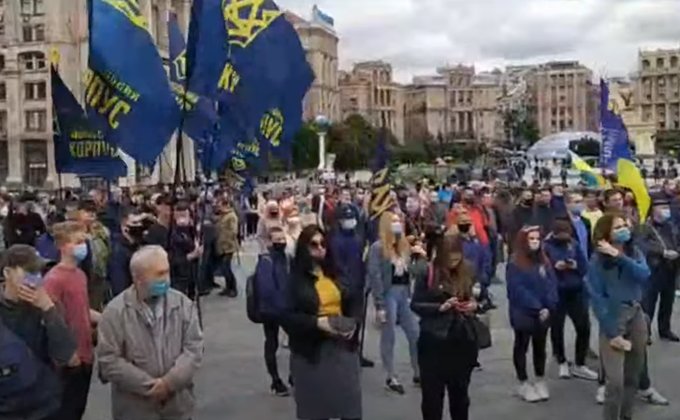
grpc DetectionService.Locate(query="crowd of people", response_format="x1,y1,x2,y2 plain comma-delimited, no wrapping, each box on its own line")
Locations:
0,175,678,420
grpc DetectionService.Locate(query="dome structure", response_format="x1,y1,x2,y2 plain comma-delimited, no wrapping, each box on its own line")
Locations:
526,131,601,160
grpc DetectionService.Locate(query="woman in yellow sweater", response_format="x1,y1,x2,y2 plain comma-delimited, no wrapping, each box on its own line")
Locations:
281,225,362,420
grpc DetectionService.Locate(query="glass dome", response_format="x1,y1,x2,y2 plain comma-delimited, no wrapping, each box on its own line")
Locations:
527,131,601,160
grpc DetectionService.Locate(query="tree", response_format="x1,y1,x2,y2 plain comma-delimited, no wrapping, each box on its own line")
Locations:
503,107,540,148
328,114,379,171
291,122,319,170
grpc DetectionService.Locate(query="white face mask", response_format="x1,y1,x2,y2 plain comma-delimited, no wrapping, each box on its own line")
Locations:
0,206,8,217
391,222,403,236
528,239,541,251
287,217,301,226
341,218,357,230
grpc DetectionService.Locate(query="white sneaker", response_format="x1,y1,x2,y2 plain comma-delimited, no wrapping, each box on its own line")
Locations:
638,387,669,406
572,365,598,381
534,379,550,401
559,363,571,379
518,382,541,403
596,385,605,405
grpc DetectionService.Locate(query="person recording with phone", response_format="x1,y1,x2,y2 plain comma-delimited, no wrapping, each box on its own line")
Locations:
588,213,650,420
411,235,479,420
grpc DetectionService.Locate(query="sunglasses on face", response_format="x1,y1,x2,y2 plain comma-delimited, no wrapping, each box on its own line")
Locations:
309,240,326,250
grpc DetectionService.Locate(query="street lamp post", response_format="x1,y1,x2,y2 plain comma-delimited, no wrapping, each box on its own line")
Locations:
315,115,330,171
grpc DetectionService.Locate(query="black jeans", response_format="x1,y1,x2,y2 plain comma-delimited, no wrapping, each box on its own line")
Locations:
418,332,475,420
221,253,237,292
52,364,93,420
550,288,591,366
263,320,281,381
513,327,548,382
246,213,259,236
642,266,676,335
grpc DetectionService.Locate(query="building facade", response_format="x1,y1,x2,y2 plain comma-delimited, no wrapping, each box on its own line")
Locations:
286,9,340,124
472,71,503,143
526,61,597,138
609,77,655,155
635,48,680,136
403,75,447,144
339,60,405,143
438,65,475,140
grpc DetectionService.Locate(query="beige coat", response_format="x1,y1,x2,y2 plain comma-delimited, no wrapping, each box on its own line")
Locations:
216,209,239,255
97,288,204,420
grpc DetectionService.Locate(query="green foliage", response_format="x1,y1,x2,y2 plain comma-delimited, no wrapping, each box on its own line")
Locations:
503,107,540,147
290,122,319,170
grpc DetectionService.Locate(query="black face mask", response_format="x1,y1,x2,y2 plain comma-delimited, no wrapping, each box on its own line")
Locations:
127,225,145,241
463,197,475,205
458,224,471,234
555,235,571,243
271,243,286,254
522,199,534,207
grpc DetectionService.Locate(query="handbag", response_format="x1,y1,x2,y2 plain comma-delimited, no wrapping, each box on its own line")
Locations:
471,314,492,350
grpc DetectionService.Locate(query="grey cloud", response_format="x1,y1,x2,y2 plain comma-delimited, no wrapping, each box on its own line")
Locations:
279,0,680,79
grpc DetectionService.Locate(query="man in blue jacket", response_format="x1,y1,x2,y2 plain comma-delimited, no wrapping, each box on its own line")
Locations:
330,204,374,368
456,212,492,309
254,226,291,397
107,208,147,297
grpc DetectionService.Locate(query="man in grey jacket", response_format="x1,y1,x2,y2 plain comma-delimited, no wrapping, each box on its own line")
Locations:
97,245,204,420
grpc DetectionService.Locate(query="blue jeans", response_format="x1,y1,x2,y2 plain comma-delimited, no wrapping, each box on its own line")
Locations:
380,284,419,379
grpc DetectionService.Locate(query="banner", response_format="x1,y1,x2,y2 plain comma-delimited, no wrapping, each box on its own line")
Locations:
369,129,393,220
52,66,127,180
168,12,218,146
86,0,179,165
600,79,633,170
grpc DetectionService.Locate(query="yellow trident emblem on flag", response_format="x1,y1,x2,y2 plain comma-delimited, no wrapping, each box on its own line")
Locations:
103,0,148,31
223,0,282,48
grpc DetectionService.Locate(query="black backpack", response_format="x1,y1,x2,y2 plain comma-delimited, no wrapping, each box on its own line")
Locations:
0,318,59,415
246,254,272,324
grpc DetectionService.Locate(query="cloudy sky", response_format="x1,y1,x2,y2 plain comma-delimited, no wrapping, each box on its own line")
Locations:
279,0,680,82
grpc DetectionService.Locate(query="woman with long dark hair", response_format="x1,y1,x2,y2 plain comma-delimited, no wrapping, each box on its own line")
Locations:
588,213,650,420
506,226,558,403
411,234,479,420
281,225,362,420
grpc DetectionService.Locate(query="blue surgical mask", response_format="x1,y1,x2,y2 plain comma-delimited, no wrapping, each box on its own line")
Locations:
569,203,585,215
148,280,170,298
72,243,88,262
23,272,44,288
391,222,403,236
612,228,631,244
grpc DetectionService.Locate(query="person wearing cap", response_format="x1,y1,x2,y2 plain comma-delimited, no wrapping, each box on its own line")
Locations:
0,244,76,420
637,195,680,342
74,199,111,312
216,198,239,298
330,204,375,368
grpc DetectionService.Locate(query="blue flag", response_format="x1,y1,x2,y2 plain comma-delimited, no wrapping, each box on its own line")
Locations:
85,0,180,165
600,79,632,169
219,0,314,143
168,12,218,146
369,129,393,220
51,66,127,180
185,0,230,100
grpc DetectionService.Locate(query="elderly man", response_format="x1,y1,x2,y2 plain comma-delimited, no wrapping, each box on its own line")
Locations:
97,246,204,420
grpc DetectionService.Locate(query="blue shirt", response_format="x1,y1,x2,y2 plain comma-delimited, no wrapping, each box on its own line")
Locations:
571,215,589,260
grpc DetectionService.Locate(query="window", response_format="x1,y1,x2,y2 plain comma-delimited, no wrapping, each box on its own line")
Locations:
672,56,679,68
24,109,46,131
0,55,4,71
0,83,5,101
21,0,42,16
657,57,665,68
0,111,6,135
19,52,46,71
24,81,46,100
22,24,44,42
23,140,46,186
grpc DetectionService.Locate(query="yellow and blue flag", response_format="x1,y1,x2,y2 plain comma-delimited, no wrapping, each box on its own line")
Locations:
569,151,606,188
52,66,127,180
617,159,650,221
600,79,633,170
168,12,218,145
85,0,180,165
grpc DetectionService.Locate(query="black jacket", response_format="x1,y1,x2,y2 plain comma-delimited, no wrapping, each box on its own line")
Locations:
280,269,361,363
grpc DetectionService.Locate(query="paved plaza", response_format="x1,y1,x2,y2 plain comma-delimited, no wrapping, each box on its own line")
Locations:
85,243,680,420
